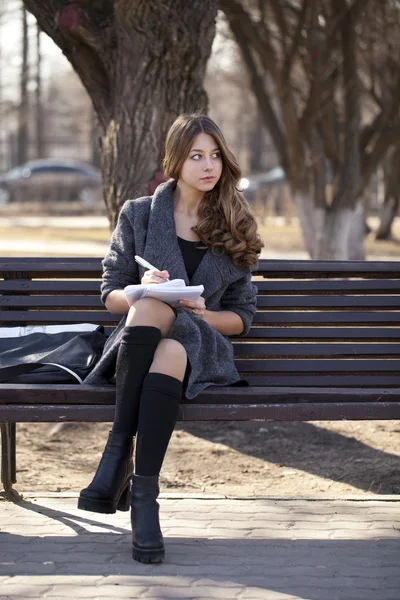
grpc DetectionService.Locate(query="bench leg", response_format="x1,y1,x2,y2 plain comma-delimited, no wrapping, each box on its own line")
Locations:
1,423,18,497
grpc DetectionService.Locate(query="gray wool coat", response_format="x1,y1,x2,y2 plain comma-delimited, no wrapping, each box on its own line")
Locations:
84,179,258,399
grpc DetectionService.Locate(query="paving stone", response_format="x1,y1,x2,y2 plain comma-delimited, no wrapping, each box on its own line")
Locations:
0,495,398,600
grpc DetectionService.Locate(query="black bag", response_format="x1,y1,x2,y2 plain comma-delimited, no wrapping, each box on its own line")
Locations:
0,326,106,384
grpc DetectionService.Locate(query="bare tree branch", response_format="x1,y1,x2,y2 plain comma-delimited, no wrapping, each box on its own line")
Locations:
284,0,309,73
220,0,279,79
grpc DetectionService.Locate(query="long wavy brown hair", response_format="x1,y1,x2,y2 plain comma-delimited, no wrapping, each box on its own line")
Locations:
162,113,264,268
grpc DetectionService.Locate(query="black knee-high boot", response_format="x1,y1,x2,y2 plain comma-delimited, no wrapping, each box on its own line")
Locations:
78,326,161,514
131,372,182,563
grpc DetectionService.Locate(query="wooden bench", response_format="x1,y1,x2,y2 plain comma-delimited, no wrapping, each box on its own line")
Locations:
1,257,400,494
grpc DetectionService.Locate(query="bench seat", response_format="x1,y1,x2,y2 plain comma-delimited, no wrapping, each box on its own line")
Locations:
1,257,400,493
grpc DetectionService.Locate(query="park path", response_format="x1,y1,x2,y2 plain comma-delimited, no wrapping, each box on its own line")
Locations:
1,493,399,599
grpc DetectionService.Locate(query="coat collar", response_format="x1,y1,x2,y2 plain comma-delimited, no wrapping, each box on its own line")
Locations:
142,179,242,297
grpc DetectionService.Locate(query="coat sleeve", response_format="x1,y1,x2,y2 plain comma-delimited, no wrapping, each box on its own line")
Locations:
219,268,258,336
100,202,140,304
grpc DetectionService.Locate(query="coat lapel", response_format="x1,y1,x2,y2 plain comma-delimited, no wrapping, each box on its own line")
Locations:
142,179,241,298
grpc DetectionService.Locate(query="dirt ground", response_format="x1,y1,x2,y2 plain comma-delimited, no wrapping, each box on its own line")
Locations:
15,419,400,497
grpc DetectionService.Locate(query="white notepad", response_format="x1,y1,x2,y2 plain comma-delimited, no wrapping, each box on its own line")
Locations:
124,279,204,307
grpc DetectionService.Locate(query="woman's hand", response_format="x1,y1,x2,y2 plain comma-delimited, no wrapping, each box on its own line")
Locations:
179,296,206,318
141,269,169,285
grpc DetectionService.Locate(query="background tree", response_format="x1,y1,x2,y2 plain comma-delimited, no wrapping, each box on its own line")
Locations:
376,144,400,241
220,0,400,259
23,0,218,228
35,19,45,158
17,4,29,165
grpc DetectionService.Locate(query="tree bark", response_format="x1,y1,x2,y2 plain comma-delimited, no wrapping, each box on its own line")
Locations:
376,144,400,240
35,23,45,158
23,0,218,228
17,6,29,166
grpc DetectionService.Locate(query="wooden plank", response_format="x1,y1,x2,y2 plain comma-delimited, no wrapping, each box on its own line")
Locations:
3,294,400,310
2,280,400,296
253,312,400,325
0,258,102,278
0,281,101,293
232,343,400,357
234,327,400,341
257,259,400,278
2,310,398,326
0,296,104,308
242,374,400,386
5,294,400,310
0,402,399,421
1,384,398,404
0,310,117,323
256,296,400,309
234,358,400,372
256,280,400,294
1,257,400,278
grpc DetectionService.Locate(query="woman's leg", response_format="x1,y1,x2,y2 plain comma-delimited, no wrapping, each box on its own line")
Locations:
135,339,187,475
112,298,179,436
78,299,177,514
131,339,188,563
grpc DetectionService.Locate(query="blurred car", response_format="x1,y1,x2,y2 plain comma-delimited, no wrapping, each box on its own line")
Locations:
0,159,102,205
240,167,286,206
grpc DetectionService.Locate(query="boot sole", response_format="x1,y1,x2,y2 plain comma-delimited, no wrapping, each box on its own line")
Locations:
132,543,165,563
78,482,131,514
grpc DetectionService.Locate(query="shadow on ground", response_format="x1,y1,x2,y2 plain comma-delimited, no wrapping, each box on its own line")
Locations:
177,421,400,494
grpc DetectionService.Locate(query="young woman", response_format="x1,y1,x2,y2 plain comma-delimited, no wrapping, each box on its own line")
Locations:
78,113,264,564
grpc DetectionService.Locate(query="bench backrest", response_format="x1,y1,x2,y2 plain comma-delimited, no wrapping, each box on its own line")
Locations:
1,258,400,388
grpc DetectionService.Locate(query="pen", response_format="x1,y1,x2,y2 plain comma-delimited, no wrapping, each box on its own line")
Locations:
134,255,169,281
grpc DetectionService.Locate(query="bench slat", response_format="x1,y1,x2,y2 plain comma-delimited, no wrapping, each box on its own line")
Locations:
3,295,400,310
0,281,101,293
243,374,400,386
256,280,400,294
2,279,400,295
2,310,399,326
253,312,400,324
231,327,400,341
0,296,104,308
2,258,400,278
235,358,400,372
0,402,398,421
233,343,400,357
257,260,400,278
0,310,119,323
257,296,400,309
1,384,398,404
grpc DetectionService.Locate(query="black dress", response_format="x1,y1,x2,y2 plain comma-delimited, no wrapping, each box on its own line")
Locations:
174,236,248,390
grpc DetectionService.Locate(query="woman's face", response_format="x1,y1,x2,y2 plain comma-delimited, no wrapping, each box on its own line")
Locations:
178,132,223,194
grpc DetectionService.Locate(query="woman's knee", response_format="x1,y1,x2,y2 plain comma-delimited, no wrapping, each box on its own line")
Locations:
126,298,176,336
149,339,187,380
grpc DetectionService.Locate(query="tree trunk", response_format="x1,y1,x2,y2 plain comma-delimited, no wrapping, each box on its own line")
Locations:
17,6,29,165
348,199,366,260
35,23,45,158
317,206,353,259
248,110,264,173
376,145,400,240
376,195,399,240
23,0,218,228
291,191,319,258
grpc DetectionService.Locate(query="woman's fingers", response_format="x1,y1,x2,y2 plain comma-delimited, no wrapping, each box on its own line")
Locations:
143,269,169,284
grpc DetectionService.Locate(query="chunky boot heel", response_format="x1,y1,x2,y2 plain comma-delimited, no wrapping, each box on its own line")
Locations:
116,481,131,512
78,431,134,514
131,474,165,564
